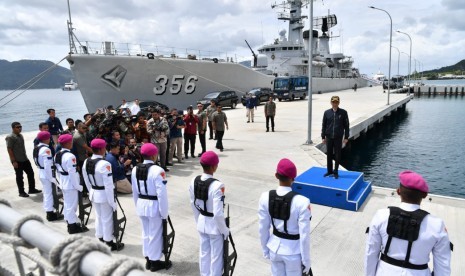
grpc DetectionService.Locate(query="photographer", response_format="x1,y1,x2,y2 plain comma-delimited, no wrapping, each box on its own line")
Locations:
121,138,141,181
106,142,132,194
133,111,150,143
147,108,170,171
183,106,199,159
168,109,185,165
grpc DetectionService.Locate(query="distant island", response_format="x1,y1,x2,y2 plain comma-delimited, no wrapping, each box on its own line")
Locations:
0,59,73,90
421,59,465,80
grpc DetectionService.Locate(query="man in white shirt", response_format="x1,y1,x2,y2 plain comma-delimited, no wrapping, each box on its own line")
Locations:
130,99,141,116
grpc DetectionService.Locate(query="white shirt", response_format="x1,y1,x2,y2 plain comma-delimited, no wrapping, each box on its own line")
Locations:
82,154,115,210
365,202,451,276
189,173,229,236
130,104,141,116
36,143,55,182
131,160,168,218
258,186,312,269
54,149,82,192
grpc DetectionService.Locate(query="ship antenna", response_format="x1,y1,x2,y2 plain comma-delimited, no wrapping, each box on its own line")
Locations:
66,0,77,54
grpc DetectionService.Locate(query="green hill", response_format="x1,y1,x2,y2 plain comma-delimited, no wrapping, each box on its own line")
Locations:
0,59,73,90
420,59,465,79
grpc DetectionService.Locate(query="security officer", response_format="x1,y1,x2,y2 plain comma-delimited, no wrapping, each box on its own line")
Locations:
189,151,229,276
131,143,171,272
55,134,85,234
258,158,312,276
365,170,452,276
321,95,349,179
33,131,63,221
83,138,123,251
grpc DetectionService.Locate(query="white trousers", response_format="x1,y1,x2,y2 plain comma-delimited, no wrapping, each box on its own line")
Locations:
94,202,114,242
140,215,163,261
270,251,302,276
199,232,224,276
247,108,255,121
39,178,54,212
63,189,78,224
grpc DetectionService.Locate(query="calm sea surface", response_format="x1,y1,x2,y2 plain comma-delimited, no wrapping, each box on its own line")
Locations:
1,83,464,198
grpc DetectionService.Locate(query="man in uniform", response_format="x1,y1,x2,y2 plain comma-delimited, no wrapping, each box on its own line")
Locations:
189,151,229,276
196,103,207,156
33,131,63,221
55,134,86,234
321,96,349,179
82,138,123,251
264,96,276,132
212,105,228,152
131,143,171,272
147,108,170,172
6,122,41,197
365,170,452,276
258,158,312,276
206,100,217,140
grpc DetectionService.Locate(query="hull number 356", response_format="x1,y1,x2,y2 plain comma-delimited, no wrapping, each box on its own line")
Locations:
153,75,198,95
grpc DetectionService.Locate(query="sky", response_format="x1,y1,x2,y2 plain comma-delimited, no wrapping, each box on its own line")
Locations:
1,0,464,77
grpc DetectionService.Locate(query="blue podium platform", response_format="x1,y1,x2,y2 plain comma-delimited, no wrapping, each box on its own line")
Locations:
292,167,372,211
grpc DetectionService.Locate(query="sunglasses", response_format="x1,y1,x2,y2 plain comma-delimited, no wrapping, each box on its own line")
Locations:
15,126,22,128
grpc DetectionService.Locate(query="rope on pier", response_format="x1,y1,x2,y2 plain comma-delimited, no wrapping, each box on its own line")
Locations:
0,198,11,207
98,257,145,276
11,214,43,248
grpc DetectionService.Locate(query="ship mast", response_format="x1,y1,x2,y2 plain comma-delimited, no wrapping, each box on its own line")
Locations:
272,0,308,44
66,0,77,54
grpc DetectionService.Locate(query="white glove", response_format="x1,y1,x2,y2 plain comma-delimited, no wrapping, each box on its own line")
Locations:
222,229,230,240
302,263,310,274
263,251,270,260
77,184,83,192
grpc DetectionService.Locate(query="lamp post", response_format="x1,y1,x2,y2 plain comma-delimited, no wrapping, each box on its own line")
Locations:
306,0,313,145
391,45,400,76
401,52,411,90
370,6,392,105
397,30,412,88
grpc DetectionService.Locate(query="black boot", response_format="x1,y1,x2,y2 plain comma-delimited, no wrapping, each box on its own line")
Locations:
46,211,64,221
150,260,172,272
106,240,124,251
145,257,150,270
68,223,85,234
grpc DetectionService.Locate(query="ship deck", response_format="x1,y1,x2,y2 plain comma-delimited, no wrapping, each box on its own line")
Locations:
1,86,464,275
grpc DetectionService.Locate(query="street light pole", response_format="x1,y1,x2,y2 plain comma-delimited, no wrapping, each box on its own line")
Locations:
306,0,313,145
391,45,400,76
370,6,392,105
397,30,412,88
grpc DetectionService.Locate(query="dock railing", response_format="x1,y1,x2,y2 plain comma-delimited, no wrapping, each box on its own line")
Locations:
0,199,146,276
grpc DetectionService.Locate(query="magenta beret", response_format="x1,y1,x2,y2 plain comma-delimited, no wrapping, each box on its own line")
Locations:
399,170,429,193
200,151,219,166
90,138,106,149
58,134,73,144
37,131,51,141
276,158,297,179
140,143,158,156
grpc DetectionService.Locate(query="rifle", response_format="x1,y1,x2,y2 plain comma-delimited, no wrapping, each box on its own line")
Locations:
222,204,237,276
162,216,175,264
113,190,126,250
302,267,313,276
51,177,64,215
78,190,91,231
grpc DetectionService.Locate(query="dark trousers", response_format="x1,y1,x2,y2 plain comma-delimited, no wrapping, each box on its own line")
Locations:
14,160,36,194
208,121,214,139
77,160,89,195
215,131,225,150
184,133,196,156
266,115,275,130
199,131,206,153
326,137,343,173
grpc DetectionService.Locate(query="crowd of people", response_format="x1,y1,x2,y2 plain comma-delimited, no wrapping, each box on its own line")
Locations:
3,96,452,275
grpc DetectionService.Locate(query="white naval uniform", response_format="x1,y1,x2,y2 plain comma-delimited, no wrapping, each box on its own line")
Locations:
189,173,229,276
365,202,451,276
131,160,169,261
55,149,82,224
258,186,312,276
82,154,116,242
36,143,56,212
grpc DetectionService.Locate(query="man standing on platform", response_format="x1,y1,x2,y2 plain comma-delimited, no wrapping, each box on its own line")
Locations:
33,131,63,221
131,143,171,272
189,151,229,276
365,170,451,275
55,134,86,234
321,96,349,179
183,106,199,159
6,122,41,197
258,158,312,276
264,96,276,132
212,105,228,152
197,103,207,156
45,108,63,147
83,138,123,251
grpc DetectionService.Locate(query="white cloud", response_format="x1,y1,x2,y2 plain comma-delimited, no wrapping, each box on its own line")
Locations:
1,0,464,76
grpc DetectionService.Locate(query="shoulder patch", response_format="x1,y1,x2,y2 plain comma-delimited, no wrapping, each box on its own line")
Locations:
161,171,166,179
45,150,51,155
106,165,111,172
307,204,312,211
221,187,225,195
72,158,76,164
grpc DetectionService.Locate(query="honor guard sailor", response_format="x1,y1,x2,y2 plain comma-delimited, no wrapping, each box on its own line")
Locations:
365,170,452,276
131,143,172,272
33,131,63,221
189,151,230,276
55,134,86,234
83,138,123,251
258,158,312,276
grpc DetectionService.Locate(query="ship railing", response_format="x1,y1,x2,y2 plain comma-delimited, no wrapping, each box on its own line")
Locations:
0,199,145,276
76,41,251,63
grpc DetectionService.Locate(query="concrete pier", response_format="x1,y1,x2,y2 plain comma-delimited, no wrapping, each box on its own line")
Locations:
1,86,464,275
413,85,465,96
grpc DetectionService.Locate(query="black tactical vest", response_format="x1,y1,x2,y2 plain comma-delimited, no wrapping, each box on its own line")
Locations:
135,163,158,200
194,176,218,217
33,145,48,169
54,150,70,175
268,190,300,240
85,158,105,190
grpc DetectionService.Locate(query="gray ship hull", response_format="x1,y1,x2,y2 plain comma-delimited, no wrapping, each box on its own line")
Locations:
67,54,367,112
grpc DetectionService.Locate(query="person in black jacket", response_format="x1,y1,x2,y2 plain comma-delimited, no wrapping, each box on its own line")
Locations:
321,96,349,179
